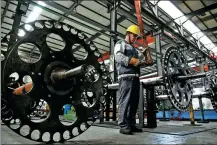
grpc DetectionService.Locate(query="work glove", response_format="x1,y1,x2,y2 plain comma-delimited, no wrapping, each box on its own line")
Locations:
129,57,140,67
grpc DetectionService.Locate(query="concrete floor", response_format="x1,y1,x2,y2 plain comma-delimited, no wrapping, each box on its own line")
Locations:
1,120,217,144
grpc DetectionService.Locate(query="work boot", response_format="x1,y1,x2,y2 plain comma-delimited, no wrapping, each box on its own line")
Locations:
119,127,133,135
130,126,143,132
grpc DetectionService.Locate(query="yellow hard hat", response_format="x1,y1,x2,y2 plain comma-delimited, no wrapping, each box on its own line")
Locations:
126,25,140,36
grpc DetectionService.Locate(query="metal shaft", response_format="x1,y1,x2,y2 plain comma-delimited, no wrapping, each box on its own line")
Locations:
51,65,86,81
140,76,164,86
177,73,206,81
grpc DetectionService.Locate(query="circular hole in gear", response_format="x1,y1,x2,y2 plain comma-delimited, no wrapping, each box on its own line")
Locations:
63,130,71,140
2,110,13,121
22,75,32,84
18,29,26,37
80,123,87,131
78,33,85,39
85,65,100,83
30,100,51,123
35,21,44,29
87,119,94,126
24,24,34,32
12,75,33,95
59,104,78,126
63,25,70,31
100,65,106,72
46,33,65,51
6,35,11,42
18,43,41,63
100,96,106,104
53,132,61,142
9,72,19,81
1,42,8,51
45,21,53,28
1,53,6,61
31,130,41,140
81,90,96,108
71,28,78,35
42,132,51,142
72,43,88,60
94,51,101,58
72,127,79,136
54,23,62,29
9,119,21,130
1,99,7,110
20,125,31,136
102,88,107,95
90,44,96,51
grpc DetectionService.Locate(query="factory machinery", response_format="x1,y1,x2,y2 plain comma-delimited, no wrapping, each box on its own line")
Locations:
1,19,217,143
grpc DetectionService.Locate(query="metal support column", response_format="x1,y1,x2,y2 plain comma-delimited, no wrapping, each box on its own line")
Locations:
109,0,118,122
200,62,205,86
8,1,29,47
139,83,144,128
197,95,209,123
109,0,117,82
198,61,209,123
112,91,117,121
159,100,170,121
8,12,22,48
155,30,162,76
145,86,157,128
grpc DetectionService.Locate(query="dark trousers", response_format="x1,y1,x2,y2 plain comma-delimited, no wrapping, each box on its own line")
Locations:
117,76,140,128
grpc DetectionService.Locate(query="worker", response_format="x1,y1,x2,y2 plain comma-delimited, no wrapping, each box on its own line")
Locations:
114,24,152,135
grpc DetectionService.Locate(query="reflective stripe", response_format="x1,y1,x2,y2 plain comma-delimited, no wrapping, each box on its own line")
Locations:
118,74,139,80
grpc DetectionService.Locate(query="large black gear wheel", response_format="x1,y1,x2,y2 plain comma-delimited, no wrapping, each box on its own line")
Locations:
1,20,112,143
162,46,193,112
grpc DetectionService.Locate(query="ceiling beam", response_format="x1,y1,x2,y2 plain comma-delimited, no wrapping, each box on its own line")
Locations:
1,0,10,24
57,0,83,23
202,26,217,33
43,0,125,38
194,13,217,24
184,3,217,18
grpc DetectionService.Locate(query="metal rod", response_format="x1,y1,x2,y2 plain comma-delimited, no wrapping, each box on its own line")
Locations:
198,96,205,121
141,76,164,86
139,82,144,128
108,76,164,90
51,65,86,81
110,0,117,82
177,73,206,81
200,63,205,86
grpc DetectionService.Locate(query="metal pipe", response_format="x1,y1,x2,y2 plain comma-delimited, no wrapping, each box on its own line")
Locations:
141,76,163,86
177,73,206,81
200,62,205,86
108,76,164,90
110,0,117,82
51,65,86,81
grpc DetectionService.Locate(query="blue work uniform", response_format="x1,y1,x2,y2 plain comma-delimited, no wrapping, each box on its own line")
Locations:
114,39,142,129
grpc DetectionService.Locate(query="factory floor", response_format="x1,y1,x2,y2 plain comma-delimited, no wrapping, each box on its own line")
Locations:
1,120,217,144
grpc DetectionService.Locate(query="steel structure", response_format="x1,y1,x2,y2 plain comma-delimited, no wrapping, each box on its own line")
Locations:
1,0,217,77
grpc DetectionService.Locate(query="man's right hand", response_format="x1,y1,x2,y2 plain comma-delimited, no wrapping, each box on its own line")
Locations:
129,57,140,66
